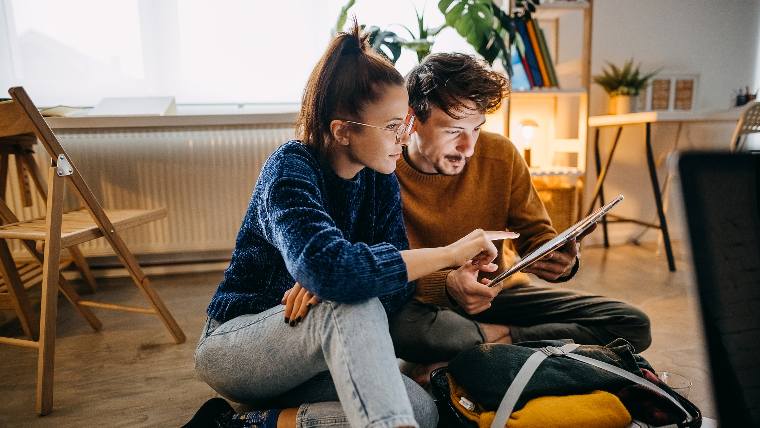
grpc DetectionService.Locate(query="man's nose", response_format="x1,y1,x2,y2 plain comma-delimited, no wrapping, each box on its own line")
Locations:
457,133,476,158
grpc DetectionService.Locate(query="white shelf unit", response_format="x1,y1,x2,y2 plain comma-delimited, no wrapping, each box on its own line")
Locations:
486,0,592,173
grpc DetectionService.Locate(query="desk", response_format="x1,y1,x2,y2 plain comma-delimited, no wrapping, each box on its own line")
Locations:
587,110,740,271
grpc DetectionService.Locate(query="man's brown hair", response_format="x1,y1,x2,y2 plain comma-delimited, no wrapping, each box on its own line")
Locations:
297,20,404,154
406,53,509,122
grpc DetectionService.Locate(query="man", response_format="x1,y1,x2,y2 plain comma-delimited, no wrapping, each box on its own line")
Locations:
389,53,651,381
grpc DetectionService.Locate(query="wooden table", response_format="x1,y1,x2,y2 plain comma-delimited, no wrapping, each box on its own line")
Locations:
587,110,740,271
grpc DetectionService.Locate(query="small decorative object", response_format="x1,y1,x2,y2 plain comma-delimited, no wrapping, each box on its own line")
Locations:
734,86,758,107
593,59,659,115
641,73,699,111
519,118,538,166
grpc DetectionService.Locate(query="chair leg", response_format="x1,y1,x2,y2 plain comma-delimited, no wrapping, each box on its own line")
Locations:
68,246,97,293
0,239,37,339
99,227,186,343
36,167,65,415
129,272,186,344
21,152,98,293
56,273,102,332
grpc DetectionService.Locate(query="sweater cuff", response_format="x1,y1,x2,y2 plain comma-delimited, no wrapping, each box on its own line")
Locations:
414,269,454,307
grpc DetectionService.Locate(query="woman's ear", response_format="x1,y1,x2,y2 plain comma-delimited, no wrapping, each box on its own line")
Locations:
330,120,351,146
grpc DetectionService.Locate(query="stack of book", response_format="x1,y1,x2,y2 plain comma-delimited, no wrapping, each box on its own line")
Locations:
510,14,559,90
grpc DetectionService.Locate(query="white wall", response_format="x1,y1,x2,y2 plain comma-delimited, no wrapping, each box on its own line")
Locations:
583,0,760,247
0,1,14,95
590,0,759,115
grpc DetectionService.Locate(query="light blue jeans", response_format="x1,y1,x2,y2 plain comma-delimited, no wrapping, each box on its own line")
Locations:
195,298,438,428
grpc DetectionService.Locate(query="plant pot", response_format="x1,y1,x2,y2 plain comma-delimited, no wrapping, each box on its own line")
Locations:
608,95,637,115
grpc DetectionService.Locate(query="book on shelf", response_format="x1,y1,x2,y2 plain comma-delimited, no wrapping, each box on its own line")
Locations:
515,17,544,87
536,27,559,87
509,44,532,90
525,16,551,87
514,33,535,88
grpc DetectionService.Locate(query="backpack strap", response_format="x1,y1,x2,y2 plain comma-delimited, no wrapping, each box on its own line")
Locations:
491,343,579,428
490,344,693,428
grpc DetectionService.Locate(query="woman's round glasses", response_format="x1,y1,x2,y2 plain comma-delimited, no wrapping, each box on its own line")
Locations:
343,114,415,143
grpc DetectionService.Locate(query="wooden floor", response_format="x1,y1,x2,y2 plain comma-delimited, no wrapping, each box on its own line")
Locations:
0,242,715,427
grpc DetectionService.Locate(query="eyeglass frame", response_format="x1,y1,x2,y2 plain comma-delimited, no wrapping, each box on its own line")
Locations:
341,114,416,144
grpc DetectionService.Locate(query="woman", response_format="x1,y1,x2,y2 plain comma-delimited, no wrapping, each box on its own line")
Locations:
192,23,516,428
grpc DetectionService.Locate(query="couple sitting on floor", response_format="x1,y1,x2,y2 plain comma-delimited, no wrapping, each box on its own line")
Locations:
188,22,651,428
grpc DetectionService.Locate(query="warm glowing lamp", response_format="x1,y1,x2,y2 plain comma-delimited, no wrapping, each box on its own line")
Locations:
519,119,538,167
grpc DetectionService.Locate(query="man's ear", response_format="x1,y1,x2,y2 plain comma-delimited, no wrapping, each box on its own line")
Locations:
330,120,350,146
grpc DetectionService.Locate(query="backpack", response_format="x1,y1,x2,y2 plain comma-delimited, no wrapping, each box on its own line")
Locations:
430,339,702,428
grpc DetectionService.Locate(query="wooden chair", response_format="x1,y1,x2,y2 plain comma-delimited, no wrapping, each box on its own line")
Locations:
0,86,186,415
0,134,99,340
730,101,760,152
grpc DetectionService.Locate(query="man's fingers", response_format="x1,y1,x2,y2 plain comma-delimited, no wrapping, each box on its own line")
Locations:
478,262,499,273
577,222,598,241
468,282,499,298
467,302,493,315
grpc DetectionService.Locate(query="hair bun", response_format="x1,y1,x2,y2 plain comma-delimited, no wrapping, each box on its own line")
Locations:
341,17,365,56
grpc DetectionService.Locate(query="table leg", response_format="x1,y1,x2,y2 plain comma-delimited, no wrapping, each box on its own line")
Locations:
587,126,622,247
644,122,676,271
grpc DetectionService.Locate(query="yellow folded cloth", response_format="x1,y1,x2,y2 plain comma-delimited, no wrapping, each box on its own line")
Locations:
449,374,632,428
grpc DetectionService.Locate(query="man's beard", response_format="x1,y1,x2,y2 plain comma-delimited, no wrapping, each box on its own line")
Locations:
434,154,468,175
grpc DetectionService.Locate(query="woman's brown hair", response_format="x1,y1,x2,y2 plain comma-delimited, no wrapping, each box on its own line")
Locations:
296,20,404,154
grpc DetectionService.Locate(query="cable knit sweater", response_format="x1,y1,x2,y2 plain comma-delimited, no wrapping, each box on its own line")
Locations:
207,141,414,323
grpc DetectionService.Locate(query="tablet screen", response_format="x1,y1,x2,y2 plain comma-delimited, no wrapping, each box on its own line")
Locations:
488,194,624,288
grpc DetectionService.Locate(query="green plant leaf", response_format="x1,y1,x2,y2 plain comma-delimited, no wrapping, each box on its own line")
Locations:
439,0,514,75
365,26,403,64
334,0,357,35
594,59,659,95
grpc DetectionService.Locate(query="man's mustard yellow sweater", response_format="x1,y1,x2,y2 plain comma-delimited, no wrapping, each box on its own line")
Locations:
396,131,557,306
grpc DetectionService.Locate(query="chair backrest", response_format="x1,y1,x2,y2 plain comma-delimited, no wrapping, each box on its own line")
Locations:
730,101,760,152
6,86,120,242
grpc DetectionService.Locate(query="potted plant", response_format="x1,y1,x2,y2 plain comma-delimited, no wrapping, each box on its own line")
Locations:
593,59,659,114
333,1,445,64
334,0,536,75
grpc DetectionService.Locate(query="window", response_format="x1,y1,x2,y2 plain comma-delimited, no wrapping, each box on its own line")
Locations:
0,0,474,106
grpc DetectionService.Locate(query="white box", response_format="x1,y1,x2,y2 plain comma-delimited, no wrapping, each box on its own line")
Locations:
89,96,176,116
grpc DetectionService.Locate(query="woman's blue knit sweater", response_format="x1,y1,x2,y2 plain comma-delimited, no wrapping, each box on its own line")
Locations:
207,141,414,323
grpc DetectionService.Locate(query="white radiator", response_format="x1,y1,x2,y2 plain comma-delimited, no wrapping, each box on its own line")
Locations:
5,124,295,261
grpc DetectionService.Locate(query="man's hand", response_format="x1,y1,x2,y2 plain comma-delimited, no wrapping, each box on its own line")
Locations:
445,261,501,314
522,223,597,281
521,239,578,281
282,282,320,326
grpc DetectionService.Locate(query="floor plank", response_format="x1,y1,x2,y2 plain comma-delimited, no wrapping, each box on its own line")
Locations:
0,242,715,426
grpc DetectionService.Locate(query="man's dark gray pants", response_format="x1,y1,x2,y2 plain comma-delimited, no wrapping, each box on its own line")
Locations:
389,283,652,364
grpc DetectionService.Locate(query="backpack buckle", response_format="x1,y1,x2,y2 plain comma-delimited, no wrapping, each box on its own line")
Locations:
541,345,566,356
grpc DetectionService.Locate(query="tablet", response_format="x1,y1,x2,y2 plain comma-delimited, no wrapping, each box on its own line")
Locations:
488,194,624,288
